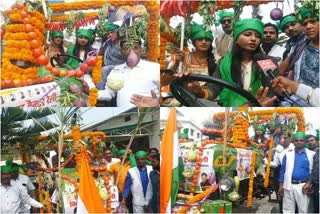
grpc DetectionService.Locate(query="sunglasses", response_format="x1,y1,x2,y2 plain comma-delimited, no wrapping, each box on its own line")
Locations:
222,19,232,24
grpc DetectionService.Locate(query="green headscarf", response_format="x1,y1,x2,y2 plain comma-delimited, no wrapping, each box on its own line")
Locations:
50,30,64,39
118,149,126,156
190,23,213,42
279,15,296,31
106,23,119,32
76,29,92,41
1,165,12,173
218,52,263,106
297,6,312,22
5,160,19,172
233,18,264,41
256,125,266,133
135,151,148,158
219,11,234,24
293,132,307,140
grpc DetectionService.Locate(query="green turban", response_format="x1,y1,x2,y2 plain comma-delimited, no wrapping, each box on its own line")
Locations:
297,6,312,22
50,30,64,39
190,23,213,42
1,165,12,173
135,151,148,158
316,129,320,141
76,29,92,41
219,11,234,24
106,23,119,32
5,160,19,172
118,150,126,156
256,125,266,133
233,18,264,41
280,15,296,31
293,132,307,140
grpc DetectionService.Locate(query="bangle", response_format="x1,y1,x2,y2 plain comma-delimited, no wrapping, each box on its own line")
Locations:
306,89,314,104
202,88,209,99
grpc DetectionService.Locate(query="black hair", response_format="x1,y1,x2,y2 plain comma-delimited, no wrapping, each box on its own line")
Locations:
51,38,66,55
151,153,160,161
201,172,207,177
230,42,264,88
150,147,159,153
120,40,142,48
192,39,217,76
306,135,316,140
264,23,279,37
103,147,112,152
73,37,92,60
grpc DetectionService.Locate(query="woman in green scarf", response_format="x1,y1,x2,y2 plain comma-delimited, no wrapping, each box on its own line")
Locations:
169,23,216,80
45,31,67,66
66,29,93,68
176,18,277,107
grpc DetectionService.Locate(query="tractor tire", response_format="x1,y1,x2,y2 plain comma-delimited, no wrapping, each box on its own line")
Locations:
256,204,277,213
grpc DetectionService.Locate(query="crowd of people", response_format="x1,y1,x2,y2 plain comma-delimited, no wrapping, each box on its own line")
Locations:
45,22,160,108
0,148,160,214
164,6,319,107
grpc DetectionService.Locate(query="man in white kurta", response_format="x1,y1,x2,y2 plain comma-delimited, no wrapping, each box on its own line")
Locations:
1,165,43,214
121,151,153,213
269,134,295,168
84,40,159,107
278,132,315,213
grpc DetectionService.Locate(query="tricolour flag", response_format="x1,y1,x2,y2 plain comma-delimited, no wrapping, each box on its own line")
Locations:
160,108,184,213
76,148,105,214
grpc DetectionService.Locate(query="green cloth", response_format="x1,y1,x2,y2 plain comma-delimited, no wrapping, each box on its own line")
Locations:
233,18,264,41
218,52,262,106
1,165,12,173
135,151,148,158
298,6,312,22
256,125,266,133
5,160,18,172
76,29,92,41
106,23,119,32
50,30,64,39
316,129,320,141
190,23,213,42
129,155,137,167
118,149,126,156
280,16,296,31
219,11,234,23
293,132,307,140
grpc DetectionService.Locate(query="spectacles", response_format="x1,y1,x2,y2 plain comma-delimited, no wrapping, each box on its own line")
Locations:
222,19,232,24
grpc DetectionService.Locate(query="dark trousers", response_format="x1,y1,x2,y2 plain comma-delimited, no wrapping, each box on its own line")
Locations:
314,183,319,213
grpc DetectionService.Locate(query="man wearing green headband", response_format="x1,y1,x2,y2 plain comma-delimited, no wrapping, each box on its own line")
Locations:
261,23,286,62
216,10,234,57
6,160,36,213
278,131,316,213
1,165,43,213
122,150,153,213
279,14,306,60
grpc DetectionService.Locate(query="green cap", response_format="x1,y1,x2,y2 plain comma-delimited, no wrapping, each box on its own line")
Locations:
256,125,266,133
233,18,264,41
118,149,126,156
293,132,307,140
106,23,119,32
297,6,312,22
1,165,12,173
279,15,296,31
76,29,93,41
50,30,64,39
135,151,148,158
219,11,234,24
190,23,213,42
6,160,19,172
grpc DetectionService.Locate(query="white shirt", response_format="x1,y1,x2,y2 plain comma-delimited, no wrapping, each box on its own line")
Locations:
241,61,253,90
0,184,43,214
105,158,120,170
296,84,320,107
261,44,286,64
10,174,36,192
270,143,295,168
84,60,160,107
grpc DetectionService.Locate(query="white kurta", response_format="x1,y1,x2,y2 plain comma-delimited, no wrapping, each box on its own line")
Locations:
261,44,286,63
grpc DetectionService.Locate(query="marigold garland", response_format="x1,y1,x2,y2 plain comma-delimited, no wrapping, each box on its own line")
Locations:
264,138,274,188
92,56,103,84
45,191,52,214
38,154,75,172
61,173,79,192
37,173,44,214
89,88,99,107
176,184,219,213
51,11,99,22
247,151,256,207
104,176,112,213
72,126,82,147
92,135,99,152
